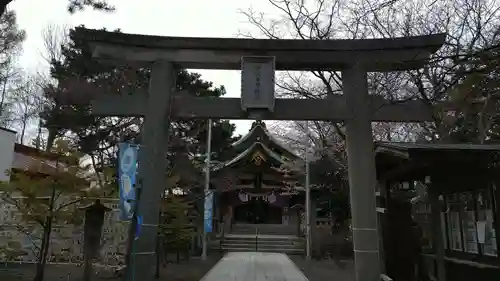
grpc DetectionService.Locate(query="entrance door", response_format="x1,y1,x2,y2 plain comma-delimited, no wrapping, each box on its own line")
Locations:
233,199,283,224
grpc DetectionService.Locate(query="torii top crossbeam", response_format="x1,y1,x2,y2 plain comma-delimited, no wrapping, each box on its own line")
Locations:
73,27,445,71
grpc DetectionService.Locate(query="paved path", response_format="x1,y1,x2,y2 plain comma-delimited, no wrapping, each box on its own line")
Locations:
200,252,309,281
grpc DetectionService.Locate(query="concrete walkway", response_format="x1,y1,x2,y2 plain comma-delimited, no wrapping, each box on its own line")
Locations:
200,252,309,281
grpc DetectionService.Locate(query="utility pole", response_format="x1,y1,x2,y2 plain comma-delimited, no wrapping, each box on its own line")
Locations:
201,119,212,260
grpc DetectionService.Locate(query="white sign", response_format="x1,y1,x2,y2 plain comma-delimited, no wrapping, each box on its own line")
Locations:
477,221,487,244
241,56,275,112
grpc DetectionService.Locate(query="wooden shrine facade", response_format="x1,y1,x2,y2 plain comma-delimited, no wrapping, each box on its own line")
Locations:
375,142,500,281
210,121,317,232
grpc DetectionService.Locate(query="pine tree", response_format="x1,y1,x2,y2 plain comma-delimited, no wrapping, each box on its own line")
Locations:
0,0,114,18
159,195,195,263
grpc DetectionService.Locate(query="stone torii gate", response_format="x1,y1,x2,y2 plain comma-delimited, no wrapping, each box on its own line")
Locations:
72,28,445,281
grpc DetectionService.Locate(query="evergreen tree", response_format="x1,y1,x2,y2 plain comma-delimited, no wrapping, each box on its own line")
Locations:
0,0,113,17
40,27,237,193
159,195,195,263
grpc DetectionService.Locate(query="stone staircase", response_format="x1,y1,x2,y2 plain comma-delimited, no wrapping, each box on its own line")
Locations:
216,224,305,255
231,223,298,236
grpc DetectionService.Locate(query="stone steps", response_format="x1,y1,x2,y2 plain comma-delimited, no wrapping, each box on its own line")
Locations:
217,233,305,255
211,224,305,254
221,247,305,254
230,224,298,236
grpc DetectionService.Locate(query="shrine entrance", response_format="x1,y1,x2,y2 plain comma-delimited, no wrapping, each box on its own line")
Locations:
234,198,283,224
74,27,447,281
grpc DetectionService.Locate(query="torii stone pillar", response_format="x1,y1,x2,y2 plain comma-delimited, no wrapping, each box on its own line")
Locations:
128,61,175,280
343,66,380,281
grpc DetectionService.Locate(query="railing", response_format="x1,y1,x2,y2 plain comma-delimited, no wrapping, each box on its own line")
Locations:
315,218,333,227
255,227,259,251
219,219,225,252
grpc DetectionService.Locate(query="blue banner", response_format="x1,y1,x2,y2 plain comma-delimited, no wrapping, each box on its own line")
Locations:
204,191,213,233
118,143,139,221
135,215,143,240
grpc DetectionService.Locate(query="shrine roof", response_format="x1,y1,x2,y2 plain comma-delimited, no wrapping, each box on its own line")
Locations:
375,141,500,180
213,141,298,172
375,142,500,159
231,121,299,160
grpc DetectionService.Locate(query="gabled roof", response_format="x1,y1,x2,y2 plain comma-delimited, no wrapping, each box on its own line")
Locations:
213,141,295,171
11,144,74,175
231,121,299,159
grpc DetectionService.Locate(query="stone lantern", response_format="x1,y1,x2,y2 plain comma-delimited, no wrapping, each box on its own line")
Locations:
81,199,111,281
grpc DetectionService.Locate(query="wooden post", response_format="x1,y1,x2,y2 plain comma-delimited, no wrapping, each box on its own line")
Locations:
492,176,500,260
377,180,389,274
428,179,446,281
305,147,311,260
343,66,380,281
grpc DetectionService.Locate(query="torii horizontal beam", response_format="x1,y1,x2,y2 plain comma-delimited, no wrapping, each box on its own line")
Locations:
73,27,446,71
90,93,439,122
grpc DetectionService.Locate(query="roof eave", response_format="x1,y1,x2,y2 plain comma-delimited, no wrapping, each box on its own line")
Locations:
213,142,294,171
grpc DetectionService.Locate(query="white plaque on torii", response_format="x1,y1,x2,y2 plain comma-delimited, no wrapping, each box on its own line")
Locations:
240,56,276,112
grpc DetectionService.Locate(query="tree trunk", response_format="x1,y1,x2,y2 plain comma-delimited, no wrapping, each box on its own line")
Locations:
20,119,27,144
0,0,15,16
45,128,58,152
33,182,57,281
35,120,42,149
33,217,53,281
0,76,7,114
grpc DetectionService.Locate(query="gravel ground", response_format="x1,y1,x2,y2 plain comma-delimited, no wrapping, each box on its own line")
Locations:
289,256,354,281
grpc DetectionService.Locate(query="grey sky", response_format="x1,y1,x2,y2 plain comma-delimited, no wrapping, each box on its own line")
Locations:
10,0,276,136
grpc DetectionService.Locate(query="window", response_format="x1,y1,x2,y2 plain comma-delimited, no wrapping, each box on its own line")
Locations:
446,193,463,251
412,201,433,250
461,192,478,253
440,211,447,250
442,189,497,257
477,189,497,256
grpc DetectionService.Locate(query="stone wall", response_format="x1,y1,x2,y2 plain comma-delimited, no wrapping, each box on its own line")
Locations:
0,198,129,265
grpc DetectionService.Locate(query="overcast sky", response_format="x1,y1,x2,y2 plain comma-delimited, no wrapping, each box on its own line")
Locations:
10,0,278,137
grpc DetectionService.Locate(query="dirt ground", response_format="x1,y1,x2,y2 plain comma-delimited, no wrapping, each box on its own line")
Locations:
0,263,83,281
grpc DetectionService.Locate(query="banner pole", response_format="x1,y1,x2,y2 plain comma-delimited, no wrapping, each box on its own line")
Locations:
202,119,213,260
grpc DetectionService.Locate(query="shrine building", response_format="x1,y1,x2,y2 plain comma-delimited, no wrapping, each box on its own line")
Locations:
209,121,324,253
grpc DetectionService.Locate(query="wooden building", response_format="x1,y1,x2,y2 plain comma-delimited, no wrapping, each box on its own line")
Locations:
209,121,324,253
375,142,500,281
